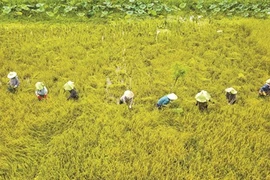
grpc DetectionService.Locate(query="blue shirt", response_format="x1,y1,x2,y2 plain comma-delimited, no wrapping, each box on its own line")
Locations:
260,84,270,92
10,76,20,87
157,96,170,106
36,87,48,96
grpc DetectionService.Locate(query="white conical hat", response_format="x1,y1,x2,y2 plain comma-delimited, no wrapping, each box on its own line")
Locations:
225,87,237,94
195,90,211,102
266,79,270,84
7,72,17,78
167,93,178,100
35,82,45,90
124,90,134,98
63,81,75,91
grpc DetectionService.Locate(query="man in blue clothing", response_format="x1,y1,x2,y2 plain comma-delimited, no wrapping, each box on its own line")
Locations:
259,79,270,96
156,93,178,109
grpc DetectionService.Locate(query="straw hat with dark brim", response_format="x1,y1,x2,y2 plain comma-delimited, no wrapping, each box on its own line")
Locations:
7,72,17,79
63,81,75,91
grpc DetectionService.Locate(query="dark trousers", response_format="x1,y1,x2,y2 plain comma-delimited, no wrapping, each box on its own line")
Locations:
8,86,17,93
226,93,236,104
196,101,208,111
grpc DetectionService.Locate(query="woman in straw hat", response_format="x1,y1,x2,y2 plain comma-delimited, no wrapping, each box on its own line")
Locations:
119,90,134,109
7,71,20,93
259,79,270,96
35,82,48,101
225,87,237,105
195,90,211,111
63,81,79,100
156,93,178,110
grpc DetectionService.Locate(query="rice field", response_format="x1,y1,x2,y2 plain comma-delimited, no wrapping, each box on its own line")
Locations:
0,16,270,179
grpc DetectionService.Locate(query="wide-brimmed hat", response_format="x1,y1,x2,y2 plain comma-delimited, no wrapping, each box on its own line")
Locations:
124,90,134,98
225,87,237,94
7,72,17,79
35,82,45,90
63,81,75,91
266,79,270,84
167,93,178,100
195,90,211,102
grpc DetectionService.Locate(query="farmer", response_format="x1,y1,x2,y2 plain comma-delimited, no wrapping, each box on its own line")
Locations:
7,71,20,93
259,79,270,96
156,93,178,110
195,90,211,111
225,87,237,105
119,90,134,109
63,81,79,100
35,82,48,101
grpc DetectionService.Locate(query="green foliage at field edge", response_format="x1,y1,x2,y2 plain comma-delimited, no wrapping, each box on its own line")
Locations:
0,0,269,20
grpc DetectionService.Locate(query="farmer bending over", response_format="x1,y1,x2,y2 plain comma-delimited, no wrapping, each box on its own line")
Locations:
7,72,20,93
35,82,48,101
156,93,178,110
225,87,237,105
63,81,79,100
259,79,270,96
195,90,211,112
119,90,134,109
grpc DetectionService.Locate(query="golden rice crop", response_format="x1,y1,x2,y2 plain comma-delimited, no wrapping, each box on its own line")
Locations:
0,17,270,179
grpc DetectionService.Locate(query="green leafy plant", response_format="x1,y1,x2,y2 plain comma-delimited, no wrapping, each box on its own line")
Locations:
1,0,269,19
173,63,187,87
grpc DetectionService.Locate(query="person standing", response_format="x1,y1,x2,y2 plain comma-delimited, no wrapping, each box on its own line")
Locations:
259,79,270,96
225,87,237,105
119,90,134,109
156,93,178,110
7,72,20,93
35,82,48,101
63,81,79,100
195,90,211,111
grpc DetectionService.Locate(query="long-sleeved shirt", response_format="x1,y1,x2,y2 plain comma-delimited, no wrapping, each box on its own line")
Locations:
226,92,236,104
35,87,48,96
120,95,133,106
157,96,170,106
260,84,270,93
196,101,208,111
9,76,20,87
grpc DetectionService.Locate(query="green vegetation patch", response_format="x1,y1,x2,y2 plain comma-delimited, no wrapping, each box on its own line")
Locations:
0,0,269,19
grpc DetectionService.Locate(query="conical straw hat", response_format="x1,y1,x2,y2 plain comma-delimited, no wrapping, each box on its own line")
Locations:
266,79,270,84
7,72,17,79
167,93,178,100
63,81,75,91
35,82,45,90
225,87,237,94
124,90,134,98
195,90,211,102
